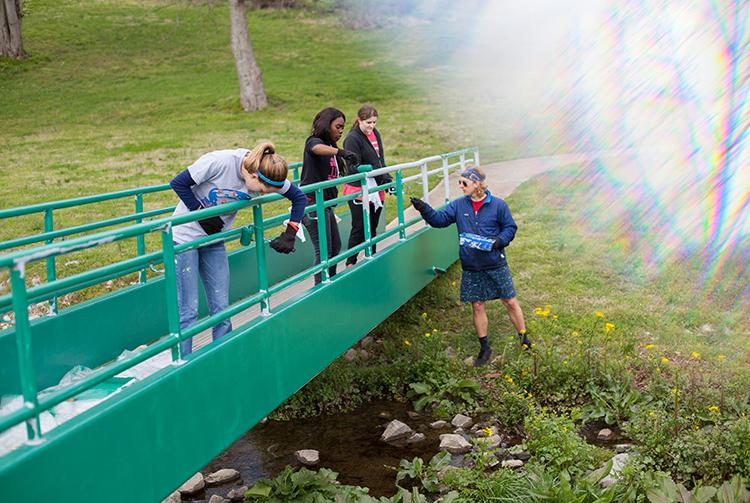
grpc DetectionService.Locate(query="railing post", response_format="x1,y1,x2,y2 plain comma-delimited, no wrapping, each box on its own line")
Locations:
43,209,57,315
135,193,147,284
442,157,451,203
396,171,406,240
361,175,372,259
160,228,182,362
315,189,329,283
253,205,270,315
10,265,42,443
473,148,480,167
421,161,429,205
460,152,466,170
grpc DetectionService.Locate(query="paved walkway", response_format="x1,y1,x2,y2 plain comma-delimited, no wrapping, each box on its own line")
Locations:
191,152,589,350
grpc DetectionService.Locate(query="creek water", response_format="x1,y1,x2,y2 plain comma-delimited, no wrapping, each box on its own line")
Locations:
192,400,446,500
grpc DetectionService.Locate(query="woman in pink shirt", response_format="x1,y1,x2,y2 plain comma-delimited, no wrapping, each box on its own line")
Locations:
342,105,392,266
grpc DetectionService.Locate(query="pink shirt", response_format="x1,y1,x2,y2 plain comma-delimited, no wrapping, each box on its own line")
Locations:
343,130,384,201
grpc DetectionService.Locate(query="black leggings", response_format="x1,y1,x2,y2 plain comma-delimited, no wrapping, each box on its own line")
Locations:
303,206,341,285
346,199,382,266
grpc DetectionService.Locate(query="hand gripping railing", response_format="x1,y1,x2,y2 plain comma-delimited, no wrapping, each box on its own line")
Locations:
0,147,478,445
0,163,304,314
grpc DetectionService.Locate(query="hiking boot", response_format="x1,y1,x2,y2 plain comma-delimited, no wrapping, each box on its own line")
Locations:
474,347,493,367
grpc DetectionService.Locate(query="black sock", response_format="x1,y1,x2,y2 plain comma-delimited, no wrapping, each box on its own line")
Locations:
479,337,489,351
519,331,529,341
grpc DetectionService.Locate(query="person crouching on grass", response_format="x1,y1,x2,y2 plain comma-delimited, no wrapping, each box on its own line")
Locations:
410,166,531,367
169,141,307,356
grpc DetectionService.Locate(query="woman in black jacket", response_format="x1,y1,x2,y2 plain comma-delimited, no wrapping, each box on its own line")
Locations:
300,107,360,284
342,105,392,266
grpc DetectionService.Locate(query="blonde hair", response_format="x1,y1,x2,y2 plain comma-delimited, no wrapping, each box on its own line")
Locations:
241,141,289,186
462,164,488,193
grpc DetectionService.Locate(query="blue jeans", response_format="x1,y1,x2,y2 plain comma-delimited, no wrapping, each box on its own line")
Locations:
175,242,231,356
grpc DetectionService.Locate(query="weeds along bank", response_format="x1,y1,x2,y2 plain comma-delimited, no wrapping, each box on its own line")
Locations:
264,166,750,501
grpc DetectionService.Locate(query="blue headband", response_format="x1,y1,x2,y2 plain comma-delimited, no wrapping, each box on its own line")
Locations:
257,170,286,187
460,167,485,182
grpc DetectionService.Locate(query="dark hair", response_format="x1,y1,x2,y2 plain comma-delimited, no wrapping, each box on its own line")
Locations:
351,104,378,131
311,107,346,145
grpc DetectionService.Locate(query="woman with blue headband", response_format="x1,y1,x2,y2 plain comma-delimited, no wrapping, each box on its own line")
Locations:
169,141,307,355
411,166,530,367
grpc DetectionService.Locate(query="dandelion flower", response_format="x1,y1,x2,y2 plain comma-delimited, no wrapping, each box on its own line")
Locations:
432,328,438,333
451,281,456,287
421,312,427,319
504,374,514,384
708,405,720,414
571,331,580,337
424,332,431,338
671,387,680,396
691,351,700,360
656,367,661,373
482,426,493,436
604,323,615,333
661,356,669,364
645,344,656,350
544,304,552,311
552,314,558,320
403,339,412,347
718,354,726,363
595,311,604,318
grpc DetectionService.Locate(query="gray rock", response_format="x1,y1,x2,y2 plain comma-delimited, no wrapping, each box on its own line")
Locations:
381,419,413,443
430,420,449,429
463,356,474,366
358,349,370,360
502,459,524,469
161,491,181,503
451,414,473,429
295,449,320,466
597,428,613,440
178,472,205,494
378,411,391,419
439,433,472,454
343,349,357,362
407,410,420,419
445,346,457,359
615,444,632,453
453,427,465,435
407,432,426,444
600,453,632,488
512,451,530,461
360,335,374,347
227,486,248,501
208,496,229,503
205,469,240,486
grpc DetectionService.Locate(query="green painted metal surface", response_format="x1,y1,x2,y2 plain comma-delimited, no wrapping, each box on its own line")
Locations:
0,211,366,395
0,224,458,502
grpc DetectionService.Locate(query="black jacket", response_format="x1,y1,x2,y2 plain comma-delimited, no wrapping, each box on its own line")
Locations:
342,127,392,187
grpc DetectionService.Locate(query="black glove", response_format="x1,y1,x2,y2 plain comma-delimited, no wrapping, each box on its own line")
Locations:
269,223,297,254
492,238,503,250
410,197,428,213
198,216,224,235
337,149,360,166
386,185,397,195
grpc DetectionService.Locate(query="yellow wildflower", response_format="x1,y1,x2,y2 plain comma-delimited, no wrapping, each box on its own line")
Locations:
649,411,656,417
671,387,680,396
544,304,552,311
424,332,431,338
661,356,669,364
421,312,427,319
552,315,559,320
645,344,656,350
708,405,720,414
595,311,604,318
482,426,493,436
571,331,580,337
718,354,726,363
403,339,412,347
604,323,615,333
563,360,568,365
432,328,438,333
451,281,456,287
691,351,701,360
504,374,514,384
656,367,661,373
531,343,537,350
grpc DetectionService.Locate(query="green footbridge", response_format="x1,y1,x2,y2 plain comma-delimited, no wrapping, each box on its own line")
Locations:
0,147,478,502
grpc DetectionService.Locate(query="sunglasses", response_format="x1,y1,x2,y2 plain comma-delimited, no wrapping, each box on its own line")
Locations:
458,179,471,187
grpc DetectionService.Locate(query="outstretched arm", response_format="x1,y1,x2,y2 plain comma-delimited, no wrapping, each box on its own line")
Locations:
411,198,457,228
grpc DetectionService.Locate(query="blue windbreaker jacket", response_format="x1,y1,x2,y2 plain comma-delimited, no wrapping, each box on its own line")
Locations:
421,191,517,271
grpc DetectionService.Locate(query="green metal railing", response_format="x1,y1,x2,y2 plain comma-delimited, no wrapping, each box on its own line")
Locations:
0,162,304,314
0,148,478,446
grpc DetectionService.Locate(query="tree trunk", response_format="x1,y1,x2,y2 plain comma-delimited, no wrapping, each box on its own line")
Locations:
0,0,25,59
229,0,267,112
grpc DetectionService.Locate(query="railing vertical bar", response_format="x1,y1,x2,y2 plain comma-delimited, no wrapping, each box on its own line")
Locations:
135,193,147,284
361,176,372,259
473,148,480,167
420,161,430,205
315,189,329,283
9,266,42,442
396,171,406,240
442,157,451,203
43,209,57,315
253,205,270,315
160,229,182,362
460,152,466,170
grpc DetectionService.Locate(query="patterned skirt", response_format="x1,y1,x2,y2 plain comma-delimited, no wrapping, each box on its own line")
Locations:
460,265,516,302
